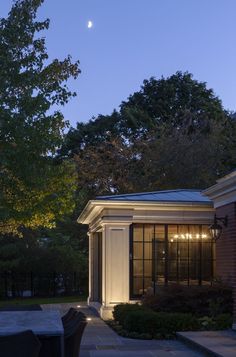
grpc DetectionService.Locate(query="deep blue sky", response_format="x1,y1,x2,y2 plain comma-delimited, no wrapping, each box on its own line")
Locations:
1,0,236,127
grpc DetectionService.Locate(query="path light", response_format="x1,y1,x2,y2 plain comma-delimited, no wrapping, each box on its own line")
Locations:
209,214,228,241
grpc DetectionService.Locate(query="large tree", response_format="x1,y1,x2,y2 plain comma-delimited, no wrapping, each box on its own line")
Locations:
0,0,80,235
63,72,236,199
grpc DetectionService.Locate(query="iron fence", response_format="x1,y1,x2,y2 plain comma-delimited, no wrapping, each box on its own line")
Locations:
0,271,86,299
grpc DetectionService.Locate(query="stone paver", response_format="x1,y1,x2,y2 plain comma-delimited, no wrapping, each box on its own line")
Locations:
42,302,205,357
178,331,236,357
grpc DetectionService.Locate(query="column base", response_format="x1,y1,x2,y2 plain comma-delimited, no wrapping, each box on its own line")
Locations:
100,305,114,320
87,300,114,320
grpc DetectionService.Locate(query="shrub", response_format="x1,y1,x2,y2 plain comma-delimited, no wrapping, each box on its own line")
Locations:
111,303,232,339
213,314,233,330
142,285,233,317
113,303,147,326
123,310,199,337
198,313,232,330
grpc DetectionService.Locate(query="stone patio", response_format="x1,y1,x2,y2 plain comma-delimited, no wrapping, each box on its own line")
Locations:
42,302,206,357
42,302,236,356
178,330,236,357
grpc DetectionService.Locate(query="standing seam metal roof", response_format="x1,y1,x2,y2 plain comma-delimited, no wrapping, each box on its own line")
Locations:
96,189,212,203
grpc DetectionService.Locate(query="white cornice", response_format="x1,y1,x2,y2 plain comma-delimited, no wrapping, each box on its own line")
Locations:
77,199,213,225
203,171,236,207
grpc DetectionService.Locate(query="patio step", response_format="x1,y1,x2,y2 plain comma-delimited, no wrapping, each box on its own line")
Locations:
177,330,236,357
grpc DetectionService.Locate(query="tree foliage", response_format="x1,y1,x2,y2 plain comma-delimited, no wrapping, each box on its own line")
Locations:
63,72,236,201
0,0,80,234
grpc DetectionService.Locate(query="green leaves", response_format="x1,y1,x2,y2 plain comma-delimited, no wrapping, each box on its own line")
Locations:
0,0,80,234
62,71,236,200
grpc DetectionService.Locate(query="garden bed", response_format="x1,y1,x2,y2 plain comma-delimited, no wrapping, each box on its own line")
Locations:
109,285,233,339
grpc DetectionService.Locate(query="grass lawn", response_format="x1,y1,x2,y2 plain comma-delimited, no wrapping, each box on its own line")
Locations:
0,295,87,307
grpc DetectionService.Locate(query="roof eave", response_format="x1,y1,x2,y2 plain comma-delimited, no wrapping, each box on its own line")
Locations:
77,199,213,225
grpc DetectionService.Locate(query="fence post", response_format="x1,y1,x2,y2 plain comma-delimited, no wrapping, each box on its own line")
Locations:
30,271,34,297
53,272,56,297
73,271,76,293
4,271,8,298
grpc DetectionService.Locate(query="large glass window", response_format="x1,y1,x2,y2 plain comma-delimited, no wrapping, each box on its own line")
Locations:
130,224,215,298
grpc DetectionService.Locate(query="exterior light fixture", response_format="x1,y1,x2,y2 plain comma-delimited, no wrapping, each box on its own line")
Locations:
209,214,228,241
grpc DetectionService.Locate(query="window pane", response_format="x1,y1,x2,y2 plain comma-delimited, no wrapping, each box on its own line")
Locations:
168,225,178,242
202,226,211,241
202,243,212,260
133,243,143,259
178,225,189,241
202,260,213,282
133,224,143,241
154,242,166,259
155,260,165,284
144,243,152,260
133,278,143,295
144,278,152,293
179,260,189,285
168,242,178,260
189,243,199,260
189,259,199,285
154,225,165,241
168,260,177,282
144,225,154,242
144,260,152,277
178,242,188,259
189,225,200,241
133,260,143,276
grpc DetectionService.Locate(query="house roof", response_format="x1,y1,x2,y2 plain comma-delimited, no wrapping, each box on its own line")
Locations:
96,189,211,203
78,189,213,224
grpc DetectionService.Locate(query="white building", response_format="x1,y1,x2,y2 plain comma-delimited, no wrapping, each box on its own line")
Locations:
78,189,215,319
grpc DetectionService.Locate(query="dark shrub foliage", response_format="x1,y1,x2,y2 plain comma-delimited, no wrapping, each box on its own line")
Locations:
112,303,232,339
123,310,199,337
214,314,233,330
113,303,147,326
142,285,233,316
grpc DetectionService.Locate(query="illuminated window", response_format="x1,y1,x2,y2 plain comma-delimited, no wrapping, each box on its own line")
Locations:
130,224,215,298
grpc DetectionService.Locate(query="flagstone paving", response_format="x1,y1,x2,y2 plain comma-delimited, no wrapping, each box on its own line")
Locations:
178,330,236,357
42,302,206,357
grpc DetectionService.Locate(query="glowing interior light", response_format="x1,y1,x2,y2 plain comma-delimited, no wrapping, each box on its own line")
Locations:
181,234,185,239
86,317,92,321
170,239,174,242
189,234,192,239
174,235,179,239
202,234,207,238
196,234,200,239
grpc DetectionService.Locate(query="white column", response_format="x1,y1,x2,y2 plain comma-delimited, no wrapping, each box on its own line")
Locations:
100,223,131,319
87,232,92,304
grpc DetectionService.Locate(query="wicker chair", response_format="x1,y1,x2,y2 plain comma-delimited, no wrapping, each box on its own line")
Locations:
39,312,87,357
61,307,77,325
62,310,86,328
0,330,41,357
64,317,87,357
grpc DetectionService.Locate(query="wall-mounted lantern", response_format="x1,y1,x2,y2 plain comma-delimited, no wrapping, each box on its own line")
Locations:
209,214,228,241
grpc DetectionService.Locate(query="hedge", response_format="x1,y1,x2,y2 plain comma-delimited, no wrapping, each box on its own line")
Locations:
142,285,233,316
123,310,199,337
112,303,233,339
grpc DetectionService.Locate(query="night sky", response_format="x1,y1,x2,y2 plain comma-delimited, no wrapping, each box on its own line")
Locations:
1,0,236,127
